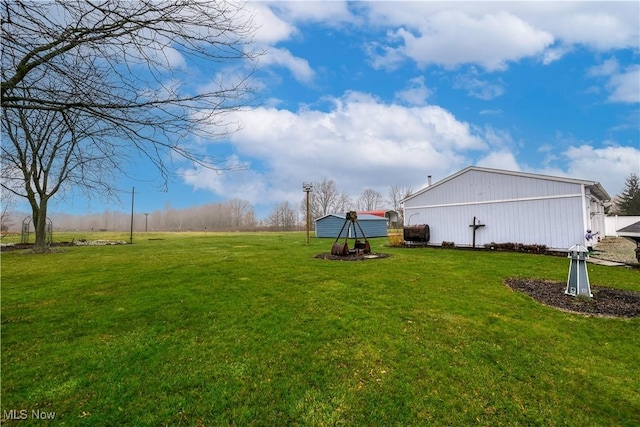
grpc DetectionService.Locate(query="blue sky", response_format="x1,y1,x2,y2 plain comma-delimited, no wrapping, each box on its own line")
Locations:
48,1,639,219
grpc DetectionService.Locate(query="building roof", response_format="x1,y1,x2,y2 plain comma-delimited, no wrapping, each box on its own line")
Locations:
402,166,611,203
617,220,640,238
358,210,394,217
314,213,387,222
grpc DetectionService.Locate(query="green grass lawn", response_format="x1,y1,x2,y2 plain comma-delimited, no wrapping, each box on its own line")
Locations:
2,232,639,426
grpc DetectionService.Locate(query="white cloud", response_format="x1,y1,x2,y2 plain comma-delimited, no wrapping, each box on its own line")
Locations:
180,3,639,211
588,58,620,77
453,71,505,100
564,145,640,197
481,126,516,149
541,45,572,65
531,145,640,197
588,59,640,104
366,40,406,71
182,165,272,203
248,2,638,91
535,4,640,51
608,65,640,104
250,2,298,44
394,76,431,105
364,6,554,71
248,3,318,85
476,150,521,171
402,11,551,70
479,109,502,116
188,91,487,206
361,2,638,71
259,47,315,83
269,1,357,25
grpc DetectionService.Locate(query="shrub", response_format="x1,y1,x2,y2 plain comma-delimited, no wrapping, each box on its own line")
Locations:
388,233,404,248
483,242,548,254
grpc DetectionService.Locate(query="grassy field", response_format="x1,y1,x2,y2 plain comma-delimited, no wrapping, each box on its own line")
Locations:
1,232,639,426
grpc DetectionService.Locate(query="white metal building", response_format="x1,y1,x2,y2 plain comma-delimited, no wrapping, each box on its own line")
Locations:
402,167,610,251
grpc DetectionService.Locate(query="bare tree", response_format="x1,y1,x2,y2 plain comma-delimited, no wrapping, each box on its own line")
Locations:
2,77,120,248
301,179,352,221
357,188,383,211
1,0,259,251
267,201,297,231
0,186,16,233
334,192,352,215
227,198,253,228
388,184,413,222
299,179,351,227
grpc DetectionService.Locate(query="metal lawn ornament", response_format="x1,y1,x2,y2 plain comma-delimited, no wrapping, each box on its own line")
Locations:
330,211,371,256
565,244,592,297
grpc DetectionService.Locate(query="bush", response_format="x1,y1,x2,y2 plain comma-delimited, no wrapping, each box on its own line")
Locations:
484,242,548,254
388,233,404,248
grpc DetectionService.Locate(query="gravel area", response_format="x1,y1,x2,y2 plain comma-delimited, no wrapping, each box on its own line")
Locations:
590,236,638,265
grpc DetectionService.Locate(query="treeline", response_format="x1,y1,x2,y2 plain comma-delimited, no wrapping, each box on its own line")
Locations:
44,199,258,232
8,173,637,234
3,180,415,233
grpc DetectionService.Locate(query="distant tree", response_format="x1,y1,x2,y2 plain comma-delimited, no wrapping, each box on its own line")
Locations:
387,184,413,223
1,0,259,251
357,188,383,211
300,179,352,224
242,209,257,229
387,185,401,213
267,201,297,230
0,187,16,233
616,173,640,215
311,179,340,218
227,198,254,228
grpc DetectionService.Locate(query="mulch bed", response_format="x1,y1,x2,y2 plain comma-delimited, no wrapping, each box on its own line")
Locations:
505,278,640,318
315,252,390,261
0,243,36,251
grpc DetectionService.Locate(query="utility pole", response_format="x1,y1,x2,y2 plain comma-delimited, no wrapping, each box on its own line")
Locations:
144,213,149,232
129,187,135,244
302,183,313,244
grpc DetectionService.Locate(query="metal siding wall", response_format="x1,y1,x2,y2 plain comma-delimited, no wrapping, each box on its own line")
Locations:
316,216,348,238
415,196,584,249
404,169,588,249
359,220,387,237
316,216,386,238
406,170,583,208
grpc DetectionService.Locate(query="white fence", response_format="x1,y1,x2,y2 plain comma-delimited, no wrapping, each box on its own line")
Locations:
605,216,640,236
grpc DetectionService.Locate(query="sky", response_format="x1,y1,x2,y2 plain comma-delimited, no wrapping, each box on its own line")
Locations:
46,1,639,219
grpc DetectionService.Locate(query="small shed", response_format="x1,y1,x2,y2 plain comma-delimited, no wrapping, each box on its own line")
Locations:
315,213,388,238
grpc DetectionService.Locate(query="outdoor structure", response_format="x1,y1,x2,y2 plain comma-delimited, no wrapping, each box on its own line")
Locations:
565,244,592,297
330,211,371,256
605,215,640,236
358,210,399,227
21,216,53,245
402,166,610,251
315,213,387,238
616,220,640,262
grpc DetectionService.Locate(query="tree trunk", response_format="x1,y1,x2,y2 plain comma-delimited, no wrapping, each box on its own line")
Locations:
31,201,49,253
